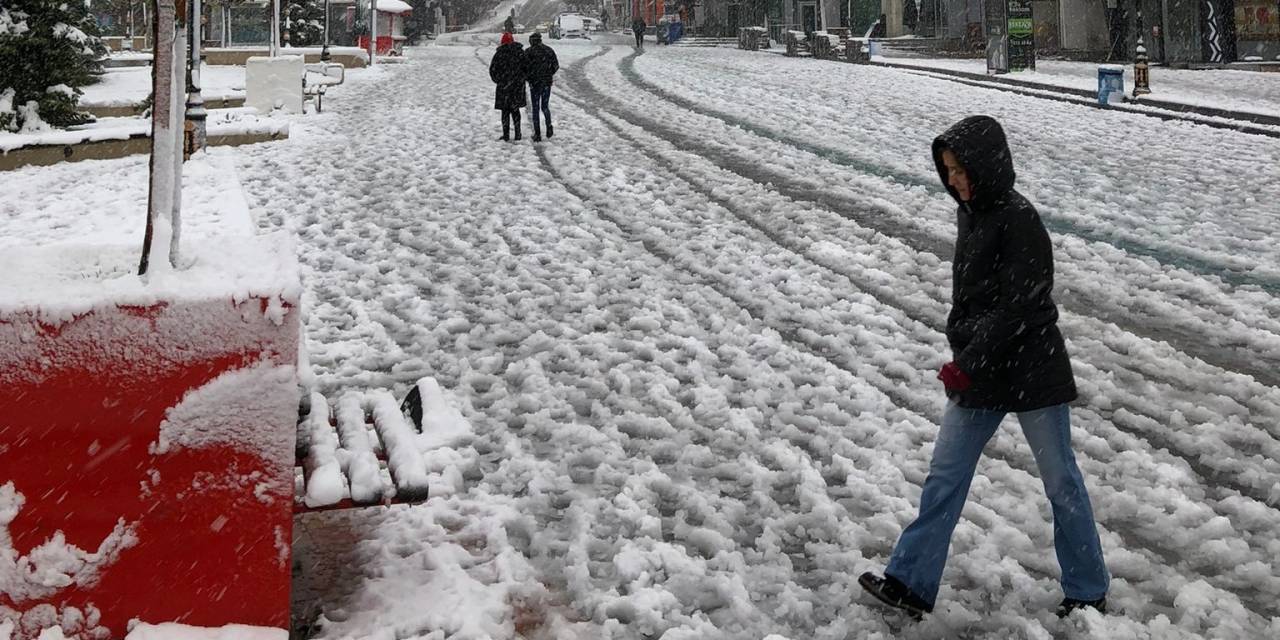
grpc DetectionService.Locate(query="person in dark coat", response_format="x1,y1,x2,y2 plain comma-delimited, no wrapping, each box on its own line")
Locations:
523,32,559,142
869,13,887,38
503,14,515,34
489,32,527,141
632,15,646,49
858,116,1109,620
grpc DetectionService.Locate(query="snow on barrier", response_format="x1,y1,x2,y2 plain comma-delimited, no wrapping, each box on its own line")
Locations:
295,379,473,513
245,55,304,114
0,233,301,639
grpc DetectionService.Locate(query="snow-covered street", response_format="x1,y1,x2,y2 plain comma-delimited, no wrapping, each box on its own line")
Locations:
7,29,1280,640
247,34,1280,639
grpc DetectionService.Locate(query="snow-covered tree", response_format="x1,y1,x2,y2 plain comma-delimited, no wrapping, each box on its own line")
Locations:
285,0,326,47
0,1,106,132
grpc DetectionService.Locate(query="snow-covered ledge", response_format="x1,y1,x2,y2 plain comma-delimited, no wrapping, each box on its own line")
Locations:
0,233,302,639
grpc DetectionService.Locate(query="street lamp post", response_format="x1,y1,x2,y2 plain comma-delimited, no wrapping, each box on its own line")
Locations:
1133,7,1150,96
186,0,206,154
321,0,331,60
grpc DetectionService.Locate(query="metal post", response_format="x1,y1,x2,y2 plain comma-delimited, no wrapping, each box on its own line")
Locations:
186,0,207,153
370,0,378,65
271,0,280,56
1133,14,1151,95
322,0,331,60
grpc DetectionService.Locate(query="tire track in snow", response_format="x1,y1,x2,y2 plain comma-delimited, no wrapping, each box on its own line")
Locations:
583,50,1280,392
553,50,1280,517
241,43,1280,629
617,51,1280,297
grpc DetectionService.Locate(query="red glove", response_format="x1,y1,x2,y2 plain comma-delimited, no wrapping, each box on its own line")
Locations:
938,361,972,392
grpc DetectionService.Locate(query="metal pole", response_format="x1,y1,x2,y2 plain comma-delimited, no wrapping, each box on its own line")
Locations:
370,0,378,65
187,0,206,153
271,0,280,56
322,0,331,60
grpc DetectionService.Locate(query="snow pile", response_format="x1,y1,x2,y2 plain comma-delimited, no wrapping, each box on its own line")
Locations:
123,622,285,640
0,606,110,640
0,484,138,605
153,362,301,492
302,392,348,508
301,380,477,508
80,66,246,109
0,231,301,325
0,149,255,248
335,392,383,504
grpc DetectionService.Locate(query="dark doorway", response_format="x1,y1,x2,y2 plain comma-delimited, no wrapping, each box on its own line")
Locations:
801,3,817,34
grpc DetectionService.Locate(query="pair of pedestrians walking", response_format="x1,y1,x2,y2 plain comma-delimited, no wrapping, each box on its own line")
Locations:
489,32,559,142
860,116,1111,621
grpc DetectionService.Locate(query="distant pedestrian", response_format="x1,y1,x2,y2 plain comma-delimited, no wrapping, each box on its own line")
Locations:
870,13,887,38
858,115,1109,620
600,10,609,31
632,15,646,49
903,0,919,34
489,32,526,141
503,14,514,34
524,32,559,142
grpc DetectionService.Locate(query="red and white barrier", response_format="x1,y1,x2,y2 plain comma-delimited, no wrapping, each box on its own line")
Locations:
0,234,301,639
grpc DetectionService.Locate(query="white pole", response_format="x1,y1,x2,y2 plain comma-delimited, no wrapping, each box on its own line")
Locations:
170,0,187,268
142,0,179,276
370,0,378,65
271,0,280,56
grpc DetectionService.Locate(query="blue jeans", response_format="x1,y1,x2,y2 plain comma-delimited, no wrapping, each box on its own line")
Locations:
529,84,551,137
886,402,1108,607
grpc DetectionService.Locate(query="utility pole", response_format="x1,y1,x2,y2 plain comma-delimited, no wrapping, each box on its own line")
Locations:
186,0,207,154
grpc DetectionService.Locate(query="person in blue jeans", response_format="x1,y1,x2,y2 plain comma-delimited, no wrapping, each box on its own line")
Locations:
859,115,1109,620
523,32,559,142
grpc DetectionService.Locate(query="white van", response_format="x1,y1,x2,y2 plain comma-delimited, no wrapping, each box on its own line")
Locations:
552,13,586,39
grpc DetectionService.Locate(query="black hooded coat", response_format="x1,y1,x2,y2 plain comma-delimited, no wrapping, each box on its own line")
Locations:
524,38,559,87
933,116,1077,412
490,42,527,110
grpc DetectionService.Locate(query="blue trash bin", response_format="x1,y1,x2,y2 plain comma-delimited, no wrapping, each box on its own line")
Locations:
1097,66,1125,105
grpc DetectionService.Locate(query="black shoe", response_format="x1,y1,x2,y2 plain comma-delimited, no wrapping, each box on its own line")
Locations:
859,572,931,620
498,135,509,141
546,123,553,138
1056,596,1106,618
532,134,542,142
514,132,522,141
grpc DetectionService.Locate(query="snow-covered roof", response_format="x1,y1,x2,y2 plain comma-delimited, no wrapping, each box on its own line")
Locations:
375,0,413,14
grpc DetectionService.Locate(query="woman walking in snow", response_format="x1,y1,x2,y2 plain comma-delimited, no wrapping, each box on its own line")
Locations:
489,32,527,141
859,115,1109,620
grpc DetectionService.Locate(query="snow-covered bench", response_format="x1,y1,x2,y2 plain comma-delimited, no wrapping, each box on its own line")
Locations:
303,62,345,113
297,377,474,512
246,56,345,115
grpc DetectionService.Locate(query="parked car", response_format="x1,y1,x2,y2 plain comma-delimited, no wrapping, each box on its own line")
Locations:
551,13,586,39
